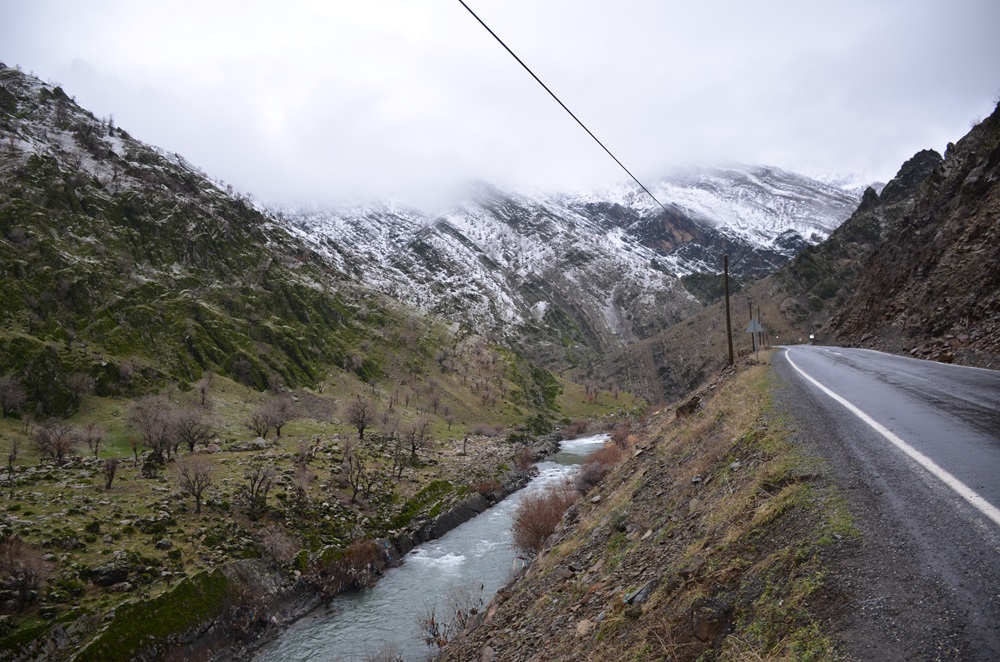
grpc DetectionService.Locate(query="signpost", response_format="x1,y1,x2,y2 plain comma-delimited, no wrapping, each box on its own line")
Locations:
746,318,763,361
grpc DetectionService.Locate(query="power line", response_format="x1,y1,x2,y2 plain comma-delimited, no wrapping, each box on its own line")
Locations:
456,0,669,214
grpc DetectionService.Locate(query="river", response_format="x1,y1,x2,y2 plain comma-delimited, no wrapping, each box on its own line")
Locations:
254,434,608,662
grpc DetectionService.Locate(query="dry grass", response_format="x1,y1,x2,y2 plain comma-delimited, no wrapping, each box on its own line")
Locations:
442,361,846,662
575,443,623,495
585,443,623,467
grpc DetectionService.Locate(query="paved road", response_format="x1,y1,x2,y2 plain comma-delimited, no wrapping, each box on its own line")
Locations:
773,345,1000,661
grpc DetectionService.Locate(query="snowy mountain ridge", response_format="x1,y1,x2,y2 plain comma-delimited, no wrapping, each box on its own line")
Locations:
275,166,863,367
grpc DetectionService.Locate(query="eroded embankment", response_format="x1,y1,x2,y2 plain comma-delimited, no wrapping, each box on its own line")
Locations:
441,359,855,661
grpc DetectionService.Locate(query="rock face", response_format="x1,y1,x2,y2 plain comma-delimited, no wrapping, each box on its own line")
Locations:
830,101,1000,368
769,149,942,333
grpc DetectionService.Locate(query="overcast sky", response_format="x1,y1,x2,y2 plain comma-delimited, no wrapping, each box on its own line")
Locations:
2,0,998,205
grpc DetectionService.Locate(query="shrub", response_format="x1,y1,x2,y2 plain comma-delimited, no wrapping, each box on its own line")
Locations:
610,422,632,449
512,481,577,554
513,447,536,471
470,423,503,437
0,537,50,612
563,419,590,438
506,431,533,445
525,414,552,435
574,443,622,495
257,524,299,565
468,479,503,497
585,443,622,467
305,538,380,600
575,462,608,494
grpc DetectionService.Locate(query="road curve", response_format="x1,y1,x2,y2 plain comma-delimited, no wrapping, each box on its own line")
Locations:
781,345,1000,519
772,345,1000,661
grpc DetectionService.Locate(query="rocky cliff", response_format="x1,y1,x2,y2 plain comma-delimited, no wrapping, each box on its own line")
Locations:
829,102,1000,368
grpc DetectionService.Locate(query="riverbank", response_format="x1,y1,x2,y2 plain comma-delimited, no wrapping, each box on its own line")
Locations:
439,359,853,661
253,434,608,661
174,434,565,662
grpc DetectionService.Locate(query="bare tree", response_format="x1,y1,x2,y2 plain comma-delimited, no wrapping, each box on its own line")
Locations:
257,523,299,565
389,435,407,481
176,456,214,514
82,422,104,459
32,419,77,464
129,437,140,466
241,464,276,521
379,410,400,441
231,356,253,391
66,372,95,404
102,458,119,490
245,409,271,438
126,396,174,464
6,439,20,492
263,397,295,437
0,378,26,418
291,464,315,515
196,371,213,406
403,416,433,462
610,422,631,449
346,396,376,440
342,438,374,504
443,406,455,431
0,537,50,611
173,407,213,453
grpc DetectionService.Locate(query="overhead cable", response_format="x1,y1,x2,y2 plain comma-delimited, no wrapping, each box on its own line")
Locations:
457,0,669,213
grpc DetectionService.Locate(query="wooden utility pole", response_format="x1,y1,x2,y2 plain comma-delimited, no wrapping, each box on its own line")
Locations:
724,255,734,366
757,305,764,349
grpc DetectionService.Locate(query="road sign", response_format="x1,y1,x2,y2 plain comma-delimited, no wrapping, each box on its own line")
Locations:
746,318,763,334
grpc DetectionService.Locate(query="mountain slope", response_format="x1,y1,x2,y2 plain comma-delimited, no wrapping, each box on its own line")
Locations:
278,168,860,369
599,150,942,403
830,101,1000,367
0,63,560,418
768,149,942,332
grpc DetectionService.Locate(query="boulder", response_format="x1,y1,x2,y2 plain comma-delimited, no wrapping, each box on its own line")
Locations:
89,561,130,587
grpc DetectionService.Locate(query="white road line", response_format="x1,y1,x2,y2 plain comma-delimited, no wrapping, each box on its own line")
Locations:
785,348,1000,529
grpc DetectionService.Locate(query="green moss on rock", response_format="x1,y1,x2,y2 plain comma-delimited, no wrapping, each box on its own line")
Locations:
74,569,230,662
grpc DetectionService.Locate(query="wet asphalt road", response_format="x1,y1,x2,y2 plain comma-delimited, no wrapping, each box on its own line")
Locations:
781,345,1000,516
773,346,1000,661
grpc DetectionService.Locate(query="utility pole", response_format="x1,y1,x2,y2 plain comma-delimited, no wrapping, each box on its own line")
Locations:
748,300,757,357
757,305,764,349
724,255,734,366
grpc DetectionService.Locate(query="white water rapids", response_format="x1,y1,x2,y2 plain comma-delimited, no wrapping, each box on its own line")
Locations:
255,434,608,661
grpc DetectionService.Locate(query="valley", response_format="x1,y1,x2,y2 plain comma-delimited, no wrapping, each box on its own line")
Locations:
1,57,999,662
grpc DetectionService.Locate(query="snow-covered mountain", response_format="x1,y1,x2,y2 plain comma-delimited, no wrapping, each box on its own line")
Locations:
275,166,862,367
